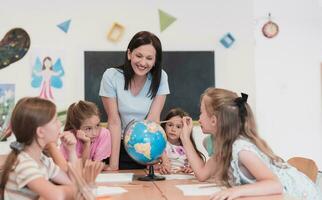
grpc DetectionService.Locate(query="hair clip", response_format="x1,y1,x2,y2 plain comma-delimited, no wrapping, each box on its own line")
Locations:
10,141,24,152
241,93,248,102
234,93,249,125
235,93,248,106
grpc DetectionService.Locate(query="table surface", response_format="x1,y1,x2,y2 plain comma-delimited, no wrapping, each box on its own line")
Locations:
95,170,286,200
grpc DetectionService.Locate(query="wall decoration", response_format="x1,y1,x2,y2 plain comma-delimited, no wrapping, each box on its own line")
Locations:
107,22,125,42
0,84,15,138
220,32,235,48
262,13,279,38
0,28,30,69
57,19,71,33
158,9,177,32
31,56,65,100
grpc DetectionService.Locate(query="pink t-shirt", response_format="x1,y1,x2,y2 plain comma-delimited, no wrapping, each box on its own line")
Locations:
60,127,111,161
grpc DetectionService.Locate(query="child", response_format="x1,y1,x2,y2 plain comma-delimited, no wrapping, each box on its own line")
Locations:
180,88,321,200
0,97,76,199
60,100,111,163
159,108,204,174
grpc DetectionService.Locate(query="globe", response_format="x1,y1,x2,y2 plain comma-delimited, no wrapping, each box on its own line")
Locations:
123,120,167,181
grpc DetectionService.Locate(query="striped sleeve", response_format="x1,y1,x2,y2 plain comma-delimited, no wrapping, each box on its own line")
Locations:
15,157,43,189
41,154,60,179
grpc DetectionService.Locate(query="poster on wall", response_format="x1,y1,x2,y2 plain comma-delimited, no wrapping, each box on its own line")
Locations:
30,49,66,104
0,84,15,133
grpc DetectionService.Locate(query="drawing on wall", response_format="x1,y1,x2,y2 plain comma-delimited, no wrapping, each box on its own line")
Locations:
31,56,65,100
0,28,30,70
107,22,125,42
220,32,235,48
57,19,71,33
158,9,177,32
0,84,15,134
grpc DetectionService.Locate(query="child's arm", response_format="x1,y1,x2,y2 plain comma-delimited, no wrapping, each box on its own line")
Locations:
180,116,217,181
60,131,78,164
210,150,283,200
28,177,76,200
45,142,68,172
159,152,171,174
75,130,91,162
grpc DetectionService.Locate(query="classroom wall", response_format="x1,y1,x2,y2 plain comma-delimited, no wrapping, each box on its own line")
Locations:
0,0,255,110
254,0,322,168
0,0,321,167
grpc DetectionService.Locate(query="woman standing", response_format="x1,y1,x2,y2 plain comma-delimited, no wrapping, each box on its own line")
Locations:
99,31,170,170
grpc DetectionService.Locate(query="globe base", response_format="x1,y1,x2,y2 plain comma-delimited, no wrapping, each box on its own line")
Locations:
138,175,165,181
137,165,165,181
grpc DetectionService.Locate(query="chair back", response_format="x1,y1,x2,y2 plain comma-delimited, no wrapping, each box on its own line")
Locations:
287,156,318,182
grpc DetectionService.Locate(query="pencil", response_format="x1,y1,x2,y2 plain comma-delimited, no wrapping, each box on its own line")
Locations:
158,120,170,124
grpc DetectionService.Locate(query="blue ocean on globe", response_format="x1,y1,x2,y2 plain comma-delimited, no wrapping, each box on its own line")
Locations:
124,120,167,165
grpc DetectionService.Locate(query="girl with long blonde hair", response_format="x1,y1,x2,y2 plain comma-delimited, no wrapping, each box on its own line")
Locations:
180,88,321,200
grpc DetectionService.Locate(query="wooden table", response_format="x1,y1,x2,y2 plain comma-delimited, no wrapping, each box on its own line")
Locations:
96,170,286,200
154,179,285,200
96,170,164,200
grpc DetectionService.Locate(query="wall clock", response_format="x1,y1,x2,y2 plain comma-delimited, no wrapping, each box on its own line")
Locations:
262,13,279,38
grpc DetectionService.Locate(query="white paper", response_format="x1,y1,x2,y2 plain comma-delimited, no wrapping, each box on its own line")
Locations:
95,186,127,197
176,183,223,196
155,173,195,180
96,173,134,183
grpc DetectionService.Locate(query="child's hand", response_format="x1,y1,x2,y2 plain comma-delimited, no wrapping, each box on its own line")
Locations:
179,166,194,174
180,116,193,142
82,160,104,185
159,162,172,174
209,187,240,200
76,130,91,143
103,165,118,171
60,131,77,152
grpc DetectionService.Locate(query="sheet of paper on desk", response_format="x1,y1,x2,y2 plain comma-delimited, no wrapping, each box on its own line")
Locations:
95,186,127,197
96,173,134,183
176,184,222,196
156,173,195,180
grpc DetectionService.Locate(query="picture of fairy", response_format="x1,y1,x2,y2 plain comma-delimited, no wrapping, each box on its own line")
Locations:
0,84,15,138
31,56,64,100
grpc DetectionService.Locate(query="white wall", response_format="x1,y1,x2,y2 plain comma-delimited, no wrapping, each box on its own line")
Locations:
254,0,322,168
0,0,321,168
0,0,255,110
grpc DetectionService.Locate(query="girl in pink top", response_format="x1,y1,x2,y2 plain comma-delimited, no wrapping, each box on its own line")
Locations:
60,100,111,162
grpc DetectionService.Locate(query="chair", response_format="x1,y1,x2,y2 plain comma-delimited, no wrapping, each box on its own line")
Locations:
287,156,318,182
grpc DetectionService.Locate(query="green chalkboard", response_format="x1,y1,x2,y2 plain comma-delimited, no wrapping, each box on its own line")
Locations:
84,51,214,121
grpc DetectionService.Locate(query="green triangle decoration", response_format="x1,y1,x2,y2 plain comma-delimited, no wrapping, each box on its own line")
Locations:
158,9,176,32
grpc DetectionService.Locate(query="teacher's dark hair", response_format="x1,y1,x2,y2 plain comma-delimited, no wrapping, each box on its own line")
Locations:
117,31,162,99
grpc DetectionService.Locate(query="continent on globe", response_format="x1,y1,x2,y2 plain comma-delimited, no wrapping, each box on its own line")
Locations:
134,143,151,160
147,122,158,132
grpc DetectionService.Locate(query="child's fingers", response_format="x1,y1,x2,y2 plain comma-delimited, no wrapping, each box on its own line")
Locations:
159,168,166,174
182,167,193,174
160,165,171,174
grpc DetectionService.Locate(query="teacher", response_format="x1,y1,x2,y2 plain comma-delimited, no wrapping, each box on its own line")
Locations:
99,31,170,170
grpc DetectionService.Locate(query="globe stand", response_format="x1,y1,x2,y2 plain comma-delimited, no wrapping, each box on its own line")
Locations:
138,165,165,181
